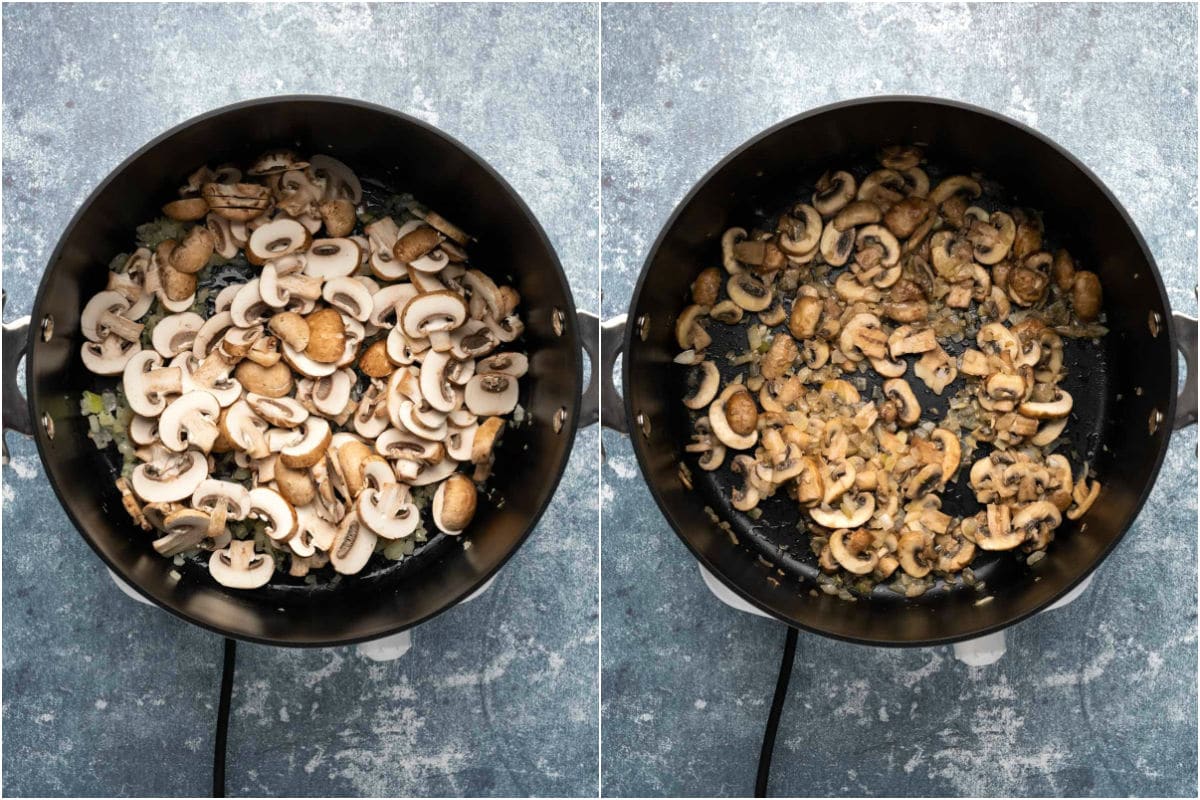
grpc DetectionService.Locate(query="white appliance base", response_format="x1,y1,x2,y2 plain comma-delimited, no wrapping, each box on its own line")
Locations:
697,563,1093,666
107,568,497,662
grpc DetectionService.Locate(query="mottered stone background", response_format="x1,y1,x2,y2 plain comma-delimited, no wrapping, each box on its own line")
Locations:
600,3,1198,797
2,4,598,797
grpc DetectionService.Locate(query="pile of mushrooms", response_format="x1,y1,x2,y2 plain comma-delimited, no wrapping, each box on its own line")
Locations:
677,145,1105,594
85,151,526,589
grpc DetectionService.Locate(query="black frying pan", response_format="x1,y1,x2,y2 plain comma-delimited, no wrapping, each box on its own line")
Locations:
606,96,1196,647
2,96,592,647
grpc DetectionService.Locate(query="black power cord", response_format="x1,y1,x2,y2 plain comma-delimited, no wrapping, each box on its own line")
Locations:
213,638,238,798
754,626,798,798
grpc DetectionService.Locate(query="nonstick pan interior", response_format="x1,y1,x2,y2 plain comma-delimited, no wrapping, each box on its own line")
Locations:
684,156,1112,606
27,97,582,646
625,97,1177,645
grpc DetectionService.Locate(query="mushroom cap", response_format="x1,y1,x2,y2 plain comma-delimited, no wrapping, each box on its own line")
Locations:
406,455,457,487
463,372,518,417
267,311,311,352
301,308,346,365
977,504,1025,551
896,532,933,578
209,540,274,589
274,459,317,507
432,474,477,535
707,384,758,451
726,273,773,312
233,359,294,398
290,505,339,556
476,351,527,378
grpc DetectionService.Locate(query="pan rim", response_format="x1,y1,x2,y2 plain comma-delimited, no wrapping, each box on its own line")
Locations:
621,93,1179,647
25,94,584,648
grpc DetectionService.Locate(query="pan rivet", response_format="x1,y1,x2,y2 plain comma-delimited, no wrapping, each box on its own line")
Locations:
1149,408,1163,435
41,412,54,439
1148,311,1162,337
553,407,567,433
40,315,54,342
636,412,651,437
637,314,650,341
552,308,565,337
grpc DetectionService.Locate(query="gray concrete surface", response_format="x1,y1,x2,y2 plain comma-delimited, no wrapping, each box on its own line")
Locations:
600,3,1198,797
2,4,598,796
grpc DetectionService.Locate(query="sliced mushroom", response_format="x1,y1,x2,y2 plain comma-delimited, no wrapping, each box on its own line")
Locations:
812,170,856,217
357,482,420,540
311,369,355,418
683,361,721,410
247,218,310,265
913,347,957,395
279,418,332,468
708,384,758,450
726,273,772,312
826,527,879,574
882,378,920,426
81,335,139,375
976,504,1024,551
303,238,360,279
330,514,377,575
82,290,144,343
158,390,221,453
1018,388,1072,419
464,372,519,416
123,351,183,417
209,540,274,589
152,507,212,557
400,290,469,351
928,175,982,207
131,450,208,504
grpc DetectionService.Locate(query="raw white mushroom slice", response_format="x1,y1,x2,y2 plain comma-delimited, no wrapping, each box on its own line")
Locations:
464,372,519,416
131,450,208,504
158,390,221,453
209,540,274,589
247,218,310,265
330,514,377,575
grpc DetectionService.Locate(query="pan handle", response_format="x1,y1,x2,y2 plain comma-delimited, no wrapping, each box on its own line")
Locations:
2,292,33,463
577,311,628,432
598,315,627,433
1173,313,1196,429
577,311,600,427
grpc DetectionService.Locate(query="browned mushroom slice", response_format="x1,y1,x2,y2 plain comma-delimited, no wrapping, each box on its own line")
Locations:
201,182,271,222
